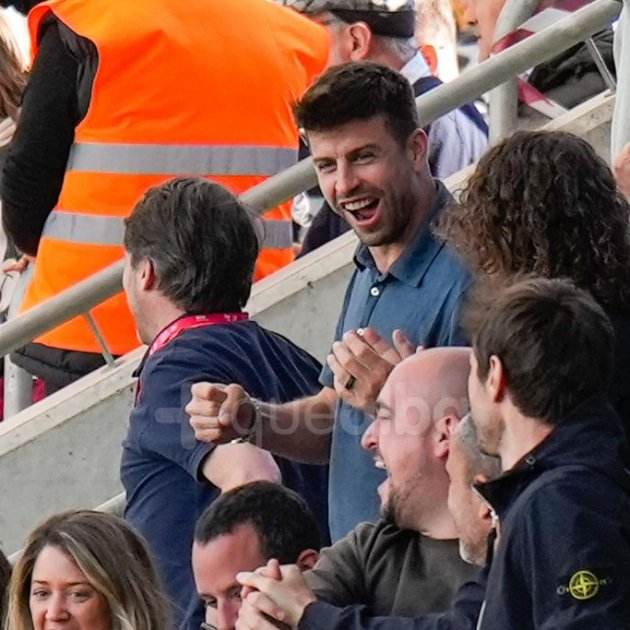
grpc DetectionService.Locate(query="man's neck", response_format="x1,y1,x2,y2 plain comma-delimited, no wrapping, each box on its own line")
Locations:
369,178,436,274
145,300,186,343
499,407,555,471
417,502,459,540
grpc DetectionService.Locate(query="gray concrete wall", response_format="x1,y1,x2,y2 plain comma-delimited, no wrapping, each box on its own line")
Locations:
0,232,356,554
0,94,613,554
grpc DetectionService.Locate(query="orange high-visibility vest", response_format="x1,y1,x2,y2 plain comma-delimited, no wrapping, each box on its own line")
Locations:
21,0,329,356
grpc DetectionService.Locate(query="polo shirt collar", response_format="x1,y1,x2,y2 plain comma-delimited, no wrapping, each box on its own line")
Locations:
354,180,451,287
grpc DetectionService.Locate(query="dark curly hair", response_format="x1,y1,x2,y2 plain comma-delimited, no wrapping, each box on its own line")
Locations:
437,130,630,310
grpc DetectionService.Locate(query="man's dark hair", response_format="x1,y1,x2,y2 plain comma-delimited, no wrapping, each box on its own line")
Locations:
294,61,419,146
438,130,630,311
465,277,615,425
194,482,320,563
124,178,259,313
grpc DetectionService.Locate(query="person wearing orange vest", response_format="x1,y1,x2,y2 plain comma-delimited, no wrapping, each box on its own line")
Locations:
1,0,329,391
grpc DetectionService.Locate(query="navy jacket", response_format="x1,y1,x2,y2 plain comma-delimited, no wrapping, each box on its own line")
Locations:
299,577,484,629
300,397,630,630
475,398,630,629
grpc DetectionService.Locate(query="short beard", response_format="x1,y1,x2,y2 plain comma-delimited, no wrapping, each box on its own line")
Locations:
382,483,405,529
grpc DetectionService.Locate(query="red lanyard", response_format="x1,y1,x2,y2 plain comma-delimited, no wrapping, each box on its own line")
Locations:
148,312,249,357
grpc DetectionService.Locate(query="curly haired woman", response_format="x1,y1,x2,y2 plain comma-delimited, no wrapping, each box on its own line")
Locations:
439,130,630,436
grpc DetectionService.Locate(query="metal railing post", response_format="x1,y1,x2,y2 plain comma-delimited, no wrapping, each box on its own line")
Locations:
3,265,33,418
489,0,542,144
3,356,32,418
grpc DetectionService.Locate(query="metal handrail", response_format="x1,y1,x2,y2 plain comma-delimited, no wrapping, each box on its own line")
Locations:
0,0,621,361
489,0,622,143
488,0,541,144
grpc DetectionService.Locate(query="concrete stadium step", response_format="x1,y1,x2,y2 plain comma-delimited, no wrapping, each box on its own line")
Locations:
0,91,614,555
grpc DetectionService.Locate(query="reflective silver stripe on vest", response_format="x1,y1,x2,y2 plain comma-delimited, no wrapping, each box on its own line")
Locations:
43,211,125,247
42,210,293,249
66,142,298,176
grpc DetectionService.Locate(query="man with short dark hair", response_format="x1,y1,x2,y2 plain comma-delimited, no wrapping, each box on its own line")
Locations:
277,0,487,254
193,482,320,630
120,178,328,629
188,62,472,542
465,277,630,628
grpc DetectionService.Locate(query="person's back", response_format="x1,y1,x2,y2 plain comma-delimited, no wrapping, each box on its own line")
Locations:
3,0,329,388
119,178,328,629
478,403,630,628
123,320,328,628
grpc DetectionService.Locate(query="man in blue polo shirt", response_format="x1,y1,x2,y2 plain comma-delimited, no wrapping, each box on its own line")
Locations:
187,62,471,541
120,178,328,629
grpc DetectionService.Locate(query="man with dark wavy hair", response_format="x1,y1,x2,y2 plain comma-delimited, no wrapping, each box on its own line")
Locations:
438,129,630,439
121,178,328,630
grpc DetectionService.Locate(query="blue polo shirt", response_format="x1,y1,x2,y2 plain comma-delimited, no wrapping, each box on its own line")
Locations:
320,181,471,541
121,320,328,630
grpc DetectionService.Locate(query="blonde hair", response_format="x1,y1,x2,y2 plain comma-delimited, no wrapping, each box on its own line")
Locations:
5,511,170,630
0,13,26,119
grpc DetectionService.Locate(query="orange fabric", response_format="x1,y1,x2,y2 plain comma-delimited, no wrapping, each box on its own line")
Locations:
22,0,329,355
420,45,439,75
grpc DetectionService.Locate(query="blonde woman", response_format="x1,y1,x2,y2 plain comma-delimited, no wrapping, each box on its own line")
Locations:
5,511,169,630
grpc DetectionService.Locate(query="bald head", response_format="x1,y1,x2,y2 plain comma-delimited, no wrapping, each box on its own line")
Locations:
381,347,471,428
362,347,471,535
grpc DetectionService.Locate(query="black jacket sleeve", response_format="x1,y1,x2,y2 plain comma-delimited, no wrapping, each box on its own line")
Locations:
1,19,80,255
298,575,486,630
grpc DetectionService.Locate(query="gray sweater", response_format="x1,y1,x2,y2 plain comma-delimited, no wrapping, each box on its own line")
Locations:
305,520,476,617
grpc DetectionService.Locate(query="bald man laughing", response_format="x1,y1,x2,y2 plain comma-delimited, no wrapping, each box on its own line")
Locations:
242,348,480,626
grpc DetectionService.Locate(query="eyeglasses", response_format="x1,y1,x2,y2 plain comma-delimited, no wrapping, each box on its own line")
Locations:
200,623,217,630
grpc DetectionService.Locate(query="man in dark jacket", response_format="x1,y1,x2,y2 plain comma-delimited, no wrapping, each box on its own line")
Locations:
466,277,630,629
233,277,630,630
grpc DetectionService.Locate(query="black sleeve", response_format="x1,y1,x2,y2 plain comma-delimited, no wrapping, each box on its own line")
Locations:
1,19,80,256
299,576,486,630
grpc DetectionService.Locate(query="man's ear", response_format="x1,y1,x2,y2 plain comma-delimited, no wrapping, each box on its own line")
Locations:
138,258,158,292
487,355,507,403
407,128,428,168
434,413,460,461
295,549,319,571
347,22,372,60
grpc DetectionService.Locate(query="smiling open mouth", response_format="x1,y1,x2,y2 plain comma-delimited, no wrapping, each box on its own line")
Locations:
340,197,379,222
374,456,387,471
